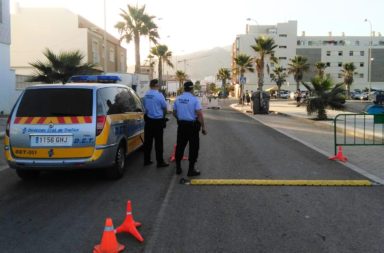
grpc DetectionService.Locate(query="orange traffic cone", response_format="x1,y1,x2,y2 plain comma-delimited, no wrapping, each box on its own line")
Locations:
116,200,144,243
329,146,348,162
93,218,125,253
169,144,188,162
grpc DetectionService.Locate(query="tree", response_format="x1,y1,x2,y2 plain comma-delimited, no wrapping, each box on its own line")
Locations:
150,45,174,86
315,62,327,79
287,55,310,90
234,53,254,104
250,36,278,91
302,77,345,120
207,83,219,94
115,5,159,73
340,62,357,99
216,68,231,96
270,66,287,97
28,48,96,84
175,70,188,90
194,81,201,92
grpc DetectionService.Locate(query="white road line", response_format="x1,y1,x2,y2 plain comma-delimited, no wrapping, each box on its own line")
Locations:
0,165,9,172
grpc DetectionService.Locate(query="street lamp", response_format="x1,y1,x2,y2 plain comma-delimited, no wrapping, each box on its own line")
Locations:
246,18,259,25
364,18,372,93
103,0,108,73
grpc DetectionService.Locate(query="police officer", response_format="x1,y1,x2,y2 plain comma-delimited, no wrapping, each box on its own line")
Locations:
173,81,207,176
143,79,169,168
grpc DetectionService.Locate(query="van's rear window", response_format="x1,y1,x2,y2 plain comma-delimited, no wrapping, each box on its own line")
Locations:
16,88,93,117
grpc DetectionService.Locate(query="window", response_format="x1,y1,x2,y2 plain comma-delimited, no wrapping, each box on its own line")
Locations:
338,73,343,78
279,45,287,49
97,87,120,115
0,0,3,23
338,62,342,67
326,62,330,67
279,34,287,37
278,57,287,60
359,73,364,78
120,53,125,72
338,51,343,56
326,51,331,56
109,48,115,62
360,62,364,67
17,89,93,117
92,40,100,64
349,51,353,56
355,40,360,46
360,51,365,56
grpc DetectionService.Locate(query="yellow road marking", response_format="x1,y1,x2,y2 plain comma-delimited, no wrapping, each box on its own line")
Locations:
190,179,373,186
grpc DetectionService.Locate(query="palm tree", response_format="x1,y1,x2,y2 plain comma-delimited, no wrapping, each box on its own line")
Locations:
234,53,254,104
302,77,345,120
115,5,159,73
150,44,174,86
340,62,357,99
250,36,278,91
28,48,96,84
216,68,231,96
315,62,327,79
270,66,288,97
287,55,310,90
175,70,188,90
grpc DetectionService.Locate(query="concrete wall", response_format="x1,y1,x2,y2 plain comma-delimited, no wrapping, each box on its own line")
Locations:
0,0,18,114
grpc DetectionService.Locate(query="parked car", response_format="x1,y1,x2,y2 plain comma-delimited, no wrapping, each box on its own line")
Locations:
4,80,145,180
351,91,361,100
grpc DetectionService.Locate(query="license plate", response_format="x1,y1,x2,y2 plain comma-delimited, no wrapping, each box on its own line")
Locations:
30,135,73,147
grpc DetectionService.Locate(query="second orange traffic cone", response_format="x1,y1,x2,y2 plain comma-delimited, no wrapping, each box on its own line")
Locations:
169,144,188,162
329,146,348,162
116,200,144,243
93,218,125,253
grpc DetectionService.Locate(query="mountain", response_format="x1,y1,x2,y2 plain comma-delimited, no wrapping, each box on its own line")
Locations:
173,46,232,80
129,46,232,81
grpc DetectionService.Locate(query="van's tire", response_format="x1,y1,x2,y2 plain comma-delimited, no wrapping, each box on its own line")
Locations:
16,169,40,180
105,144,126,180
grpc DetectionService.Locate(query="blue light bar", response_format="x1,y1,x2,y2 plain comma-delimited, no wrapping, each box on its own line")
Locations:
69,75,122,83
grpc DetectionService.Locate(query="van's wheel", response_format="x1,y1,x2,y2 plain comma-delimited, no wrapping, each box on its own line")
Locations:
106,144,126,180
16,169,40,180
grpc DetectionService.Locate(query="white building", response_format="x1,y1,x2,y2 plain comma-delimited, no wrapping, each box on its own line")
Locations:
0,0,17,114
233,20,384,92
11,7,127,76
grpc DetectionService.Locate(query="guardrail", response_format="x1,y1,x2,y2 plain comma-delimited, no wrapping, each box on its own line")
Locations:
333,113,384,154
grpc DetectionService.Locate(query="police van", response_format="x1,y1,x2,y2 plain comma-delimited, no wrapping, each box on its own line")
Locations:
4,75,144,180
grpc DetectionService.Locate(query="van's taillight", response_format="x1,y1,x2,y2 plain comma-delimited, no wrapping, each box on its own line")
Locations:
6,116,11,136
96,115,106,136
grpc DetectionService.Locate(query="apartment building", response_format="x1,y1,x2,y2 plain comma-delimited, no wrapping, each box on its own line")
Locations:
233,20,384,92
11,7,127,76
0,0,17,114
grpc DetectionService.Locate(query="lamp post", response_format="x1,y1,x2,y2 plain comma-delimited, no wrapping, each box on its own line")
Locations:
364,18,372,94
103,0,108,73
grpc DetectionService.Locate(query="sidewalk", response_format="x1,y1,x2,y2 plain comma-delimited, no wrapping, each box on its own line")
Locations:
231,100,384,185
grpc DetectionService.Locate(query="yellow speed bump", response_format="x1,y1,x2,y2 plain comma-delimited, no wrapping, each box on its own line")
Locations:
190,179,373,186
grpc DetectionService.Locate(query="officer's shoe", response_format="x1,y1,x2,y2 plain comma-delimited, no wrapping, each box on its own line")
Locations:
157,161,170,168
187,169,201,177
144,160,153,166
176,167,182,175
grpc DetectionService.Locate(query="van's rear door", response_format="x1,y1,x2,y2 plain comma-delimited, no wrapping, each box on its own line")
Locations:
10,87,96,159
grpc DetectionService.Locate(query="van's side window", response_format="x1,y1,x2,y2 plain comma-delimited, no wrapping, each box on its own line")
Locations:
97,87,121,115
129,90,144,112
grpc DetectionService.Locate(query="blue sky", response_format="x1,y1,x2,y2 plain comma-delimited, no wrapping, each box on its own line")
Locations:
11,0,384,63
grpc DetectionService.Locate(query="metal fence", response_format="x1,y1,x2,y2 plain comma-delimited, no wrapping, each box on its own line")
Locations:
333,113,384,154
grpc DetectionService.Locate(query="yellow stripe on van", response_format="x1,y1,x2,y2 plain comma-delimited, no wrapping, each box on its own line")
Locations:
12,147,94,159
108,113,144,122
128,133,144,154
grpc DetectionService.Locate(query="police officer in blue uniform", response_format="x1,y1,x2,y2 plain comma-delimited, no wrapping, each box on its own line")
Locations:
173,81,207,176
143,79,169,167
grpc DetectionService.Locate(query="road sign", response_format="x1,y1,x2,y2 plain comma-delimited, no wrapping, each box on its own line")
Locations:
240,76,246,85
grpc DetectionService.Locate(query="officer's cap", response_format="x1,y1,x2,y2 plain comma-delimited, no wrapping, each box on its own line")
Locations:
183,81,194,91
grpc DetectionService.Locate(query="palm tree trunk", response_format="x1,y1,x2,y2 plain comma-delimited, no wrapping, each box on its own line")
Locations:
317,107,327,120
296,81,300,90
134,33,141,74
346,84,351,99
239,74,244,104
222,79,226,96
158,56,163,86
257,59,264,91
277,84,281,98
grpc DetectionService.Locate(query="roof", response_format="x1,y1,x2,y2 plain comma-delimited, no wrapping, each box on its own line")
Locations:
25,83,129,90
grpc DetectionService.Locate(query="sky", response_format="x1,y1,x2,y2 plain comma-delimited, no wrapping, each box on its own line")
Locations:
10,0,384,66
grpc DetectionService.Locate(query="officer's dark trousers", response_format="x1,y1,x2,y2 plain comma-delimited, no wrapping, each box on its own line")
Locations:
144,118,164,163
175,121,200,168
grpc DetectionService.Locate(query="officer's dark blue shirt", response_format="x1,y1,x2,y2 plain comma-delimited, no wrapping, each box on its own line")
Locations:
143,89,167,119
173,92,202,121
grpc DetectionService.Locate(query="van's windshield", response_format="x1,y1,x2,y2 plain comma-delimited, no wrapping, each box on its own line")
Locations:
16,88,93,117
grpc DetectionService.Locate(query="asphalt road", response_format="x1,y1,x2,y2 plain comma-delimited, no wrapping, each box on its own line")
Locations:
1,101,384,253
